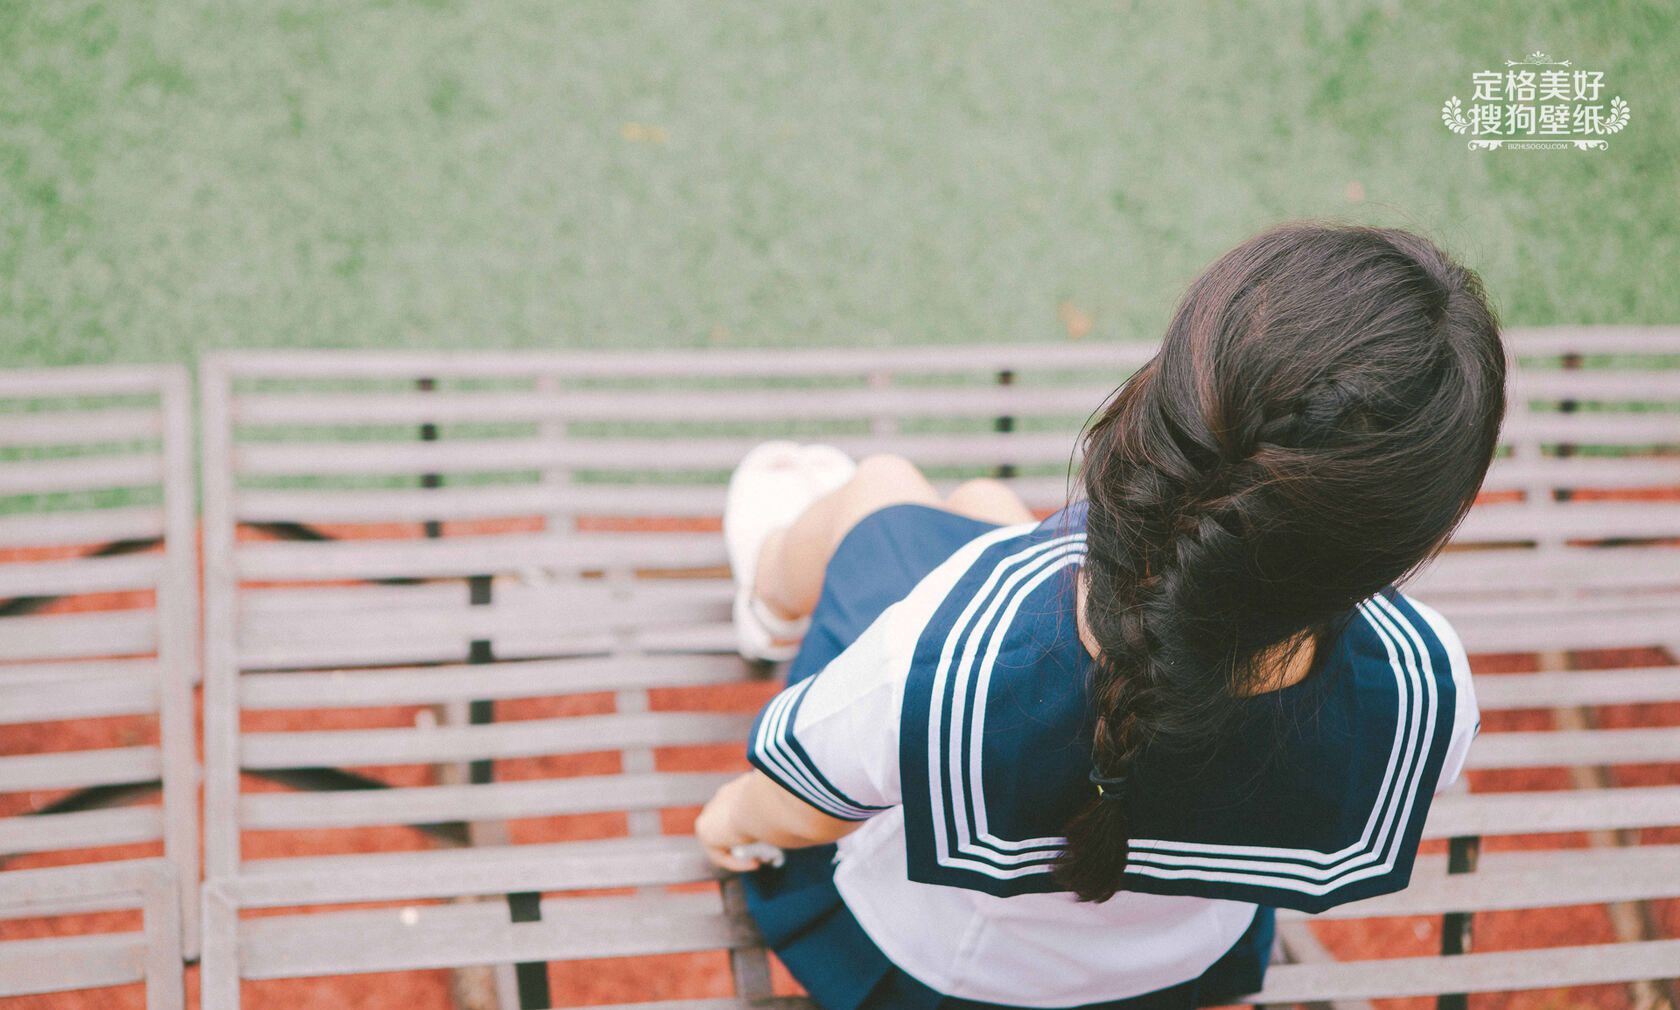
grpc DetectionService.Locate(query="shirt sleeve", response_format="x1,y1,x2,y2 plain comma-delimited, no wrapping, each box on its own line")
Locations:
1408,597,1481,793
745,600,907,820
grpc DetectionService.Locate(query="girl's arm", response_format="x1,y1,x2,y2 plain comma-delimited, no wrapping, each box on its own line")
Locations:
695,770,864,871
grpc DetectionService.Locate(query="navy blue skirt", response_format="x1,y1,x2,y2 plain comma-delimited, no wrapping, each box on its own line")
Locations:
741,503,1275,1010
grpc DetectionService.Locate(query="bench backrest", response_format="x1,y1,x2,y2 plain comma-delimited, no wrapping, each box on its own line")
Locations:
0,365,200,957
1406,326,1680,654
198,343,1166,879
196,331,1679,1006
0,859,183,1008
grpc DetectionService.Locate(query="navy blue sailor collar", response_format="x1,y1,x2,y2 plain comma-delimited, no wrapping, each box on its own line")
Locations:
897,500,1460,913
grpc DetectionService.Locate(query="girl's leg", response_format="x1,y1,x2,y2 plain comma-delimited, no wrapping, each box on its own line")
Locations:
752,460,1036,622
753,454,938,621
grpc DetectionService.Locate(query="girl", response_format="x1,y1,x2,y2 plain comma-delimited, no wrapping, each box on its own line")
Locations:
696,223,1504,1010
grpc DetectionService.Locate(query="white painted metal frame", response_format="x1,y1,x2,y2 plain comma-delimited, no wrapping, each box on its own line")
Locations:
199,345,1180,1008
0,365,201,960
195,329,1679,1008
0,858,184,1007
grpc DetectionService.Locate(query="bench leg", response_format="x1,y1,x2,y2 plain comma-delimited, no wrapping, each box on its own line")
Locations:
1435,834,1481,1010
200,882,239,1010
142,866,186,1010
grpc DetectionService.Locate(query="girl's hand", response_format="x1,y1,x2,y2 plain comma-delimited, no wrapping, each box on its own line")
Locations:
695,775,765,873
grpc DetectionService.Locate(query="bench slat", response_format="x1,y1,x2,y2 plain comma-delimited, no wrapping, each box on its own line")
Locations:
228,371,1678,428
0,365,178,397
238,892,750,979
239,615,732,670
1471,667,1680,709
0,553,165,598
1479,456,1680,491
1248,938,1680,1002
1506,325,1680,355
0,858,176,907
240,578,734,618
227,835,713,907
236,619,731,670
211,332,1680,380
0,746,162,792
240,580,467,615
0,657,164,685
0,611,158,662
1414,546,1680,595
239,581,732,643
1453,503,1680,541
235,483,719,523
238,623,735,672
0,454,164,496
1504,413,1680,445
0,931,147,997
240,771,733,829
241,711,757,769
1286,844,1680,921
1449,604,1680,654
0,508,167,549
235,384,1123,427
0,677,157,724
233,477,1073,524
0,892,151,921
227,458,1680,527
1422,785,1680,839
234,531,724,580
228,414,1680,481
0,806,163,853
233,432,1081,476
230,533,1680,593
240,654,753,709
1465,726,1680,769
0,409,164,448
213,343,1155,379
1511,371,1680,400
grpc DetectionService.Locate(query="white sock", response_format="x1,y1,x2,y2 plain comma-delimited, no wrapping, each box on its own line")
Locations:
749,592,810,639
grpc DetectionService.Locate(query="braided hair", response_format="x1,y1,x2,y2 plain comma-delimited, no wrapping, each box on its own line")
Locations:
1053,223,1507,902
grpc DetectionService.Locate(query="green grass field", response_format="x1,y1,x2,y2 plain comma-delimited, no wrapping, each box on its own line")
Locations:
1,1,1675,366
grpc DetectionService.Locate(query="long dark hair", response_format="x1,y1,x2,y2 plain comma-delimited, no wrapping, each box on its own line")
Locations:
1055,223,1507,903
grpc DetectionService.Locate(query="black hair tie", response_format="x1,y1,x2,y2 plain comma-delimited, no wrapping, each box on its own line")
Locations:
1088,768,1129,800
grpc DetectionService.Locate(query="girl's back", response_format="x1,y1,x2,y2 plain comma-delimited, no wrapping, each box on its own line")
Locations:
747,500,1478,1007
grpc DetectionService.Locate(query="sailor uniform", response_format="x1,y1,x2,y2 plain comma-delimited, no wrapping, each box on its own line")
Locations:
744,501,1480,1010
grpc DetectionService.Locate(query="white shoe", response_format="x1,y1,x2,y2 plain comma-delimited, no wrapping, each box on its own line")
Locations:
725,441,856,662
794,443,858,500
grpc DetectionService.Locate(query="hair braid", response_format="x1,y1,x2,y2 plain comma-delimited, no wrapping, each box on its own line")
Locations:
1052,222,1506,903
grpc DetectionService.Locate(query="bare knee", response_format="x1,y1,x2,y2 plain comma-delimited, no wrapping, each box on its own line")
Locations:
853,453,926,487
835,454,938,527
945,477,1012,505
944,477,1036,525
849,454,936,502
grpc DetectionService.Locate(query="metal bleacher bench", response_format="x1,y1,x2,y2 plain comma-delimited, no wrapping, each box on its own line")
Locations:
0,365,197,1008
192,331,1680,1010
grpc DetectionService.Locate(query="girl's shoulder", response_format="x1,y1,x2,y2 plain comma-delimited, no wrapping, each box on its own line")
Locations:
893,503,1102,894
